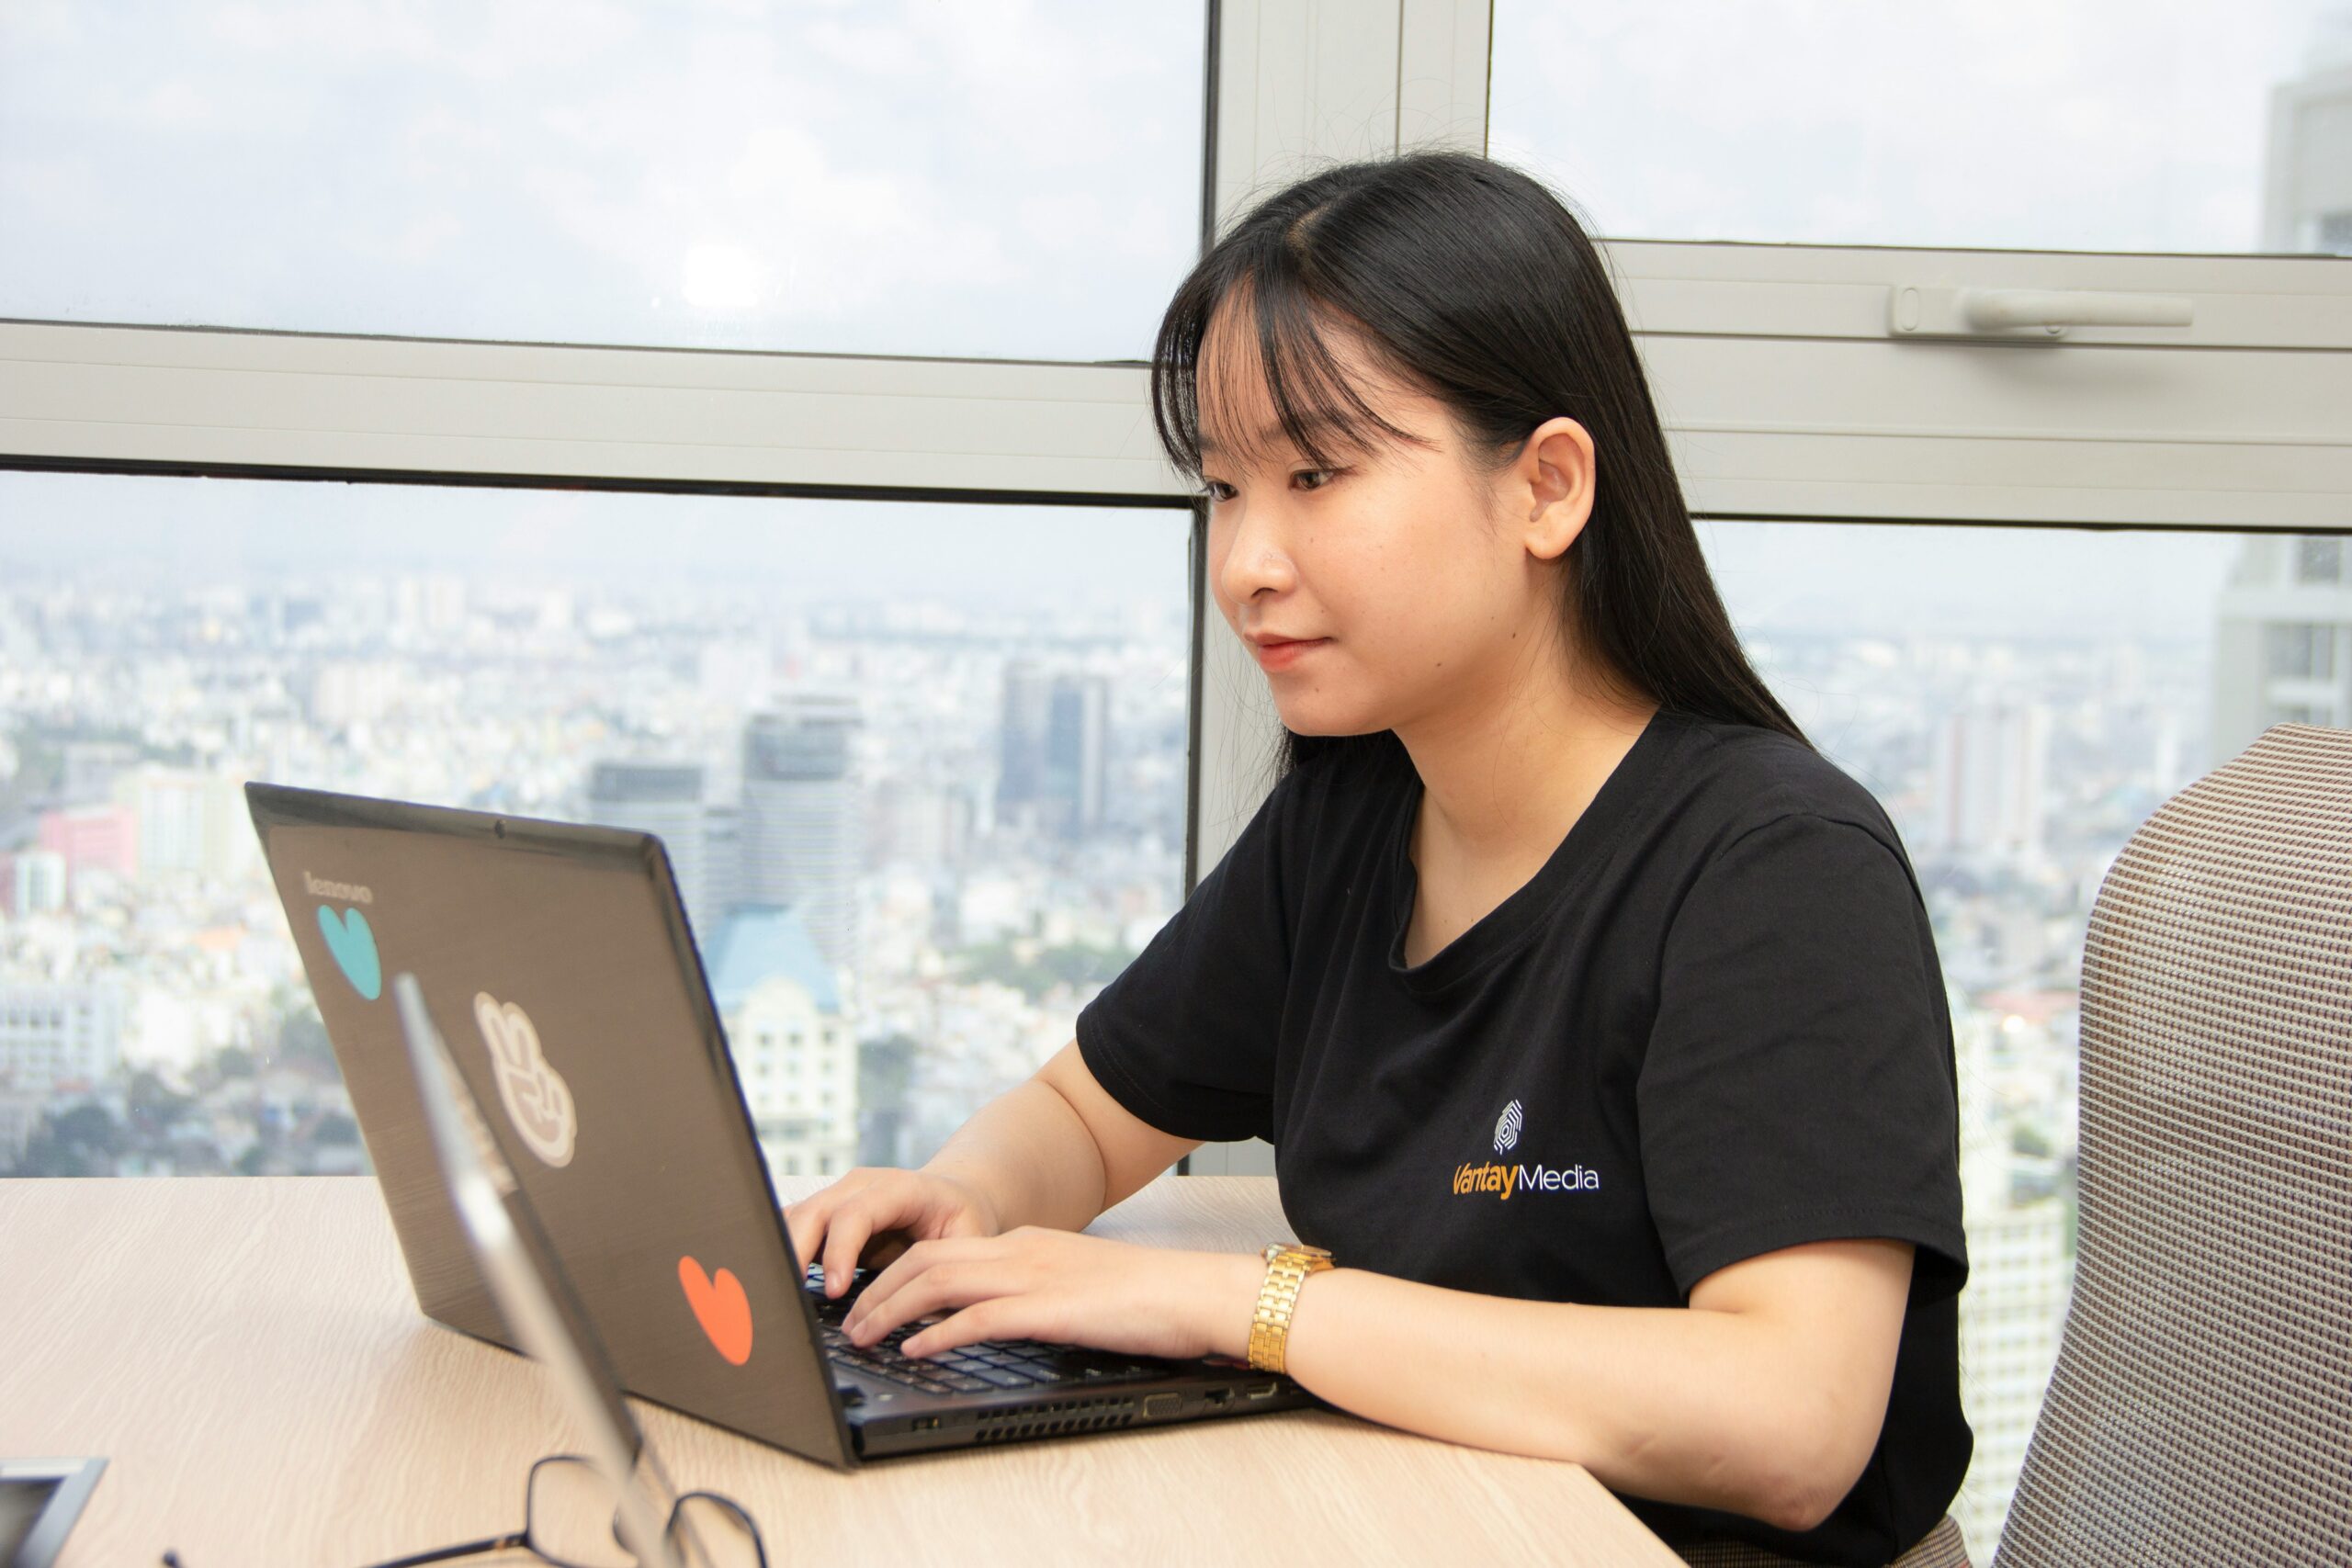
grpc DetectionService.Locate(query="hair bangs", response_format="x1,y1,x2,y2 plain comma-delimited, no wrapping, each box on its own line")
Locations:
1152,236,1425,485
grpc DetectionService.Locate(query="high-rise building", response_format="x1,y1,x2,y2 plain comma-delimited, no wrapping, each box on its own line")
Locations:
740,694,863,975
998,663,1110,841
704,905,856,1185
997,661,1051,827
1046,674,1110,839
37,803,138,895
703,805,742,934
1928,705,2052,863
118,767,251,884
1951,991,2073,1553
0,981,128,1093
1,851,67,918
392,573,469,636
2262,17,2352,255
584,760,713,936
2210,536,2352,761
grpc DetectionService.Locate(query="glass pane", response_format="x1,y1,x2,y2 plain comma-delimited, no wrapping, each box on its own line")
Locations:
1492,2,2352,254
0,470,1190,1179
1695,517,2352,1549
0,1,1206,357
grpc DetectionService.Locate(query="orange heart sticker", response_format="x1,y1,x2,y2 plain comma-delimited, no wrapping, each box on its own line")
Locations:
678,1256,753,1366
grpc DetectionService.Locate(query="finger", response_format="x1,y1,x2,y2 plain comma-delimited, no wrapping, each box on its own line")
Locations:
782,1169,870,1273
846,1236,996,1338
782,1193,831,1276
903,1295,1027,1359
850,1260,1008,1348
821,1206,878,1299
842,1238,933,1333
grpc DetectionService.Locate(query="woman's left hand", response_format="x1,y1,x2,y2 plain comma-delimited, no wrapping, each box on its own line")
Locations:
842,1226,1265,1363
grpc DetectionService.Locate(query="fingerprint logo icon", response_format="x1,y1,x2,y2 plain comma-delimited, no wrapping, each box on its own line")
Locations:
1494,1099,1523,1155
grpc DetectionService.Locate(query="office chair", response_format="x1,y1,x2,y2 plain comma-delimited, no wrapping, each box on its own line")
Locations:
1992,722,2352,1564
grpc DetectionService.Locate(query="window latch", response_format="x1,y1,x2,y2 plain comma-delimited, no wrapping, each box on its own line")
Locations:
1888,285,2195,340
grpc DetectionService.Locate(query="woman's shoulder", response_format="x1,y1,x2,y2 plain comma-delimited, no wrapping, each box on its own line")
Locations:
1654,707,1907,858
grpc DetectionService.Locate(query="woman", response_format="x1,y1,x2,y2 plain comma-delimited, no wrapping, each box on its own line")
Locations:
785,151,1970,1567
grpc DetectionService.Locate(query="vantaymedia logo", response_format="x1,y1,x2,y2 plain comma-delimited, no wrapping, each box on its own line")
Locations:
1450,1098,1600,1201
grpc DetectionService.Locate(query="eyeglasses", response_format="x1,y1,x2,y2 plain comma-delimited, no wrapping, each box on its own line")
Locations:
361,1452,768,1568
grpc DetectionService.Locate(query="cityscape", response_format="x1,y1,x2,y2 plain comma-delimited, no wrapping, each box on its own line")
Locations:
4,484,2347,1547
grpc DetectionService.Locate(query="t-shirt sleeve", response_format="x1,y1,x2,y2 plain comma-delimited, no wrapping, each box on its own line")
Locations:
1073,768,1305,1145
1637,811,1969,1304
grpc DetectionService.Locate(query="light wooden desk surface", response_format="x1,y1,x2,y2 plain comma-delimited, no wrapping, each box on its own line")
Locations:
0,1175,1682,1568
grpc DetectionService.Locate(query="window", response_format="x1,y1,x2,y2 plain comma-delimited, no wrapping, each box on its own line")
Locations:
2266,623,2336,680
1698,515,2278,1552
0,2,1207,360
2297,536,2345,584
1492,1,2351,254
0,468,1188,1179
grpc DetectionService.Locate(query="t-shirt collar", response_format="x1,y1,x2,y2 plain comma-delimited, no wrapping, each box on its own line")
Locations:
1383,706,1686,996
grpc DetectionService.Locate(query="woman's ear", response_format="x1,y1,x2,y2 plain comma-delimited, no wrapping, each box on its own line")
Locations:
1516,417,1597,562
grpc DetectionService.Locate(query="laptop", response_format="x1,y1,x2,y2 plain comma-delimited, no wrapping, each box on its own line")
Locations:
245,781,1317,1465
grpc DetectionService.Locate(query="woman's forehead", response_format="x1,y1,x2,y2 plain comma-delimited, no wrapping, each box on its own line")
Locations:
1197,305,1425,467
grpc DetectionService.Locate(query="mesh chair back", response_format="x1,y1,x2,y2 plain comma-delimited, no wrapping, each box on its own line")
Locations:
1995,723,2352,1564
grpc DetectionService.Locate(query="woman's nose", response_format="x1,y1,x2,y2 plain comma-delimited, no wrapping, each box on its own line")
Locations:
1215,503,1298,606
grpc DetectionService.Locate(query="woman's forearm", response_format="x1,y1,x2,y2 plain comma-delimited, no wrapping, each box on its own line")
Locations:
1269,1264,1894,1534
919,1076,1111,1235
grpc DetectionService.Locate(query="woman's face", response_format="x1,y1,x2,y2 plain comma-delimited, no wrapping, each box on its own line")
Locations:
1196,307,1594,740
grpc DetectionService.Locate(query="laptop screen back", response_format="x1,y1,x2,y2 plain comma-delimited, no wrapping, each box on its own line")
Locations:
248,783,854,1466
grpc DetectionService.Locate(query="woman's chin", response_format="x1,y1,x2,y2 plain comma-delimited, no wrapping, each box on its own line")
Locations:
1272,695,1381,739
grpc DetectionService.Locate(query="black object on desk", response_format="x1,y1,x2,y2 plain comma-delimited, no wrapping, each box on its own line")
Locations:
0,1457,106,1568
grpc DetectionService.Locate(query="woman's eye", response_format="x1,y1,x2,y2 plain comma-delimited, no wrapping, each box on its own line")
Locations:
1199,469,1338,502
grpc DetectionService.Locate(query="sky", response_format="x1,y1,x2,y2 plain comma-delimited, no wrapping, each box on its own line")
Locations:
0,0,2327,635
1490,0,2352,254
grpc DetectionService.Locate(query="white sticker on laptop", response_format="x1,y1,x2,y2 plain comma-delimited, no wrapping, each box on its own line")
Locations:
474,992,578,1168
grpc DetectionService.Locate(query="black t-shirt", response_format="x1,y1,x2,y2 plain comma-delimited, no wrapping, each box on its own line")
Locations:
1075,707,1971,1566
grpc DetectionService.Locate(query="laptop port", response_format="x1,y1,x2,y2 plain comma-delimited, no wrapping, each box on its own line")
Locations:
1204,1389,1232,1407
1246,1382,1278,1400
1141,1393,1182,1418
912,1416,942,1430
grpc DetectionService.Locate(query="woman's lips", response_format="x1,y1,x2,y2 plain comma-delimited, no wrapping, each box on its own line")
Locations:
1251,637,1329,671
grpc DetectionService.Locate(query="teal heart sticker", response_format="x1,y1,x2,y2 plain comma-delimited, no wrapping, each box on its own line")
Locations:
317,905,382,1000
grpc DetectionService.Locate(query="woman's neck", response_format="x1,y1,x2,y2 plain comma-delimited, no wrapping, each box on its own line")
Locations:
1393,652,1658,874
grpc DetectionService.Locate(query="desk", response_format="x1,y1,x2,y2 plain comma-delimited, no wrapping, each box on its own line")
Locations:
0,1176,1681,1567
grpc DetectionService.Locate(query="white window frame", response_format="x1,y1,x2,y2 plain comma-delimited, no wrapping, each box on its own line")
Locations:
5,0,2350,1177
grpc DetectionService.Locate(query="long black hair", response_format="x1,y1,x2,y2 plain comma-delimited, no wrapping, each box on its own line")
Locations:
1148,149,1806,783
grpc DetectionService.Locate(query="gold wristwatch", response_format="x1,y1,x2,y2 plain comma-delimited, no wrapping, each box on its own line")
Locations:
1247,1242,1334,1375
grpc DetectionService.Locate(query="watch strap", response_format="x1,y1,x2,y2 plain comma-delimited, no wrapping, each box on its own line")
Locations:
1247,1243,1334,1375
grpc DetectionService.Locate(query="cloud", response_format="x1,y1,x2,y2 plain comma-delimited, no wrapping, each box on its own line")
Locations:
0,0,1204,357
1488,0,2333,252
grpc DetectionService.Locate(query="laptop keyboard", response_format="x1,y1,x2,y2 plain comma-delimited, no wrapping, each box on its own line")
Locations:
804,1266,1167,1399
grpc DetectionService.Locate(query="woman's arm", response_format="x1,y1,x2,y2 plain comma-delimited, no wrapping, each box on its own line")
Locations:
843,1228,1915,1534
924,1039,1204,1232
1277,1238,1915,1533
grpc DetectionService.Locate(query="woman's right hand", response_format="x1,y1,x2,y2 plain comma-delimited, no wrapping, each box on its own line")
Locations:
783,1168,1006,1299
